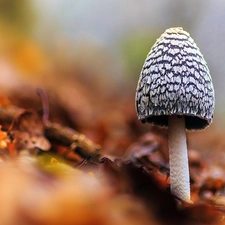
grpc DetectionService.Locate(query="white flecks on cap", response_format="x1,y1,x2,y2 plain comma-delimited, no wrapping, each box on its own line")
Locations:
135,27,215,130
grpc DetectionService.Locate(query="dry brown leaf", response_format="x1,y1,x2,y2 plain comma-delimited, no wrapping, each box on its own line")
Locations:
9,109,50,152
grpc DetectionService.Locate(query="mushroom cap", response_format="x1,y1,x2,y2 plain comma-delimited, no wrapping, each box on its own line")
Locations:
135,27,215,130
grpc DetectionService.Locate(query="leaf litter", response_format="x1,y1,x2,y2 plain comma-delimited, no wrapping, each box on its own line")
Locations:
0,89,224,225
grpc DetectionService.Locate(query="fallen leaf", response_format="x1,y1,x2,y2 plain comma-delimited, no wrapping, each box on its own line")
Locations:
9,109,51,152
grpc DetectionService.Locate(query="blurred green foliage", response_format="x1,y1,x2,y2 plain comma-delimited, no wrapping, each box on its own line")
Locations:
120,30,158,82
0,0,36,34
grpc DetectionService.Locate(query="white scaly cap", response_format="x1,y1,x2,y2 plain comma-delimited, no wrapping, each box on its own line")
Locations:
136,27,215,130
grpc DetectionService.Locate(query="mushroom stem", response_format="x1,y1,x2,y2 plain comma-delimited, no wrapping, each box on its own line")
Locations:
168,115,191,202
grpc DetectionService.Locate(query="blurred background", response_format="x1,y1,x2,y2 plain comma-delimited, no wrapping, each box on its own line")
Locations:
0,0,224,156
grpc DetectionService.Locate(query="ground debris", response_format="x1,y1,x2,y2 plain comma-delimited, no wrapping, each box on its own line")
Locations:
0,94,224,224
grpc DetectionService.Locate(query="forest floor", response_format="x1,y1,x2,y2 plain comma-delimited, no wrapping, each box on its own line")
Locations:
0,78,224,225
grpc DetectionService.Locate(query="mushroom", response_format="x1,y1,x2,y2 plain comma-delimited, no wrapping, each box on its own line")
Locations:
135,27,215,202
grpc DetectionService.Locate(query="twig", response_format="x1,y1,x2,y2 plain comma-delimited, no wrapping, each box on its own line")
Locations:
44,121,101,161
36,88,49,124
0,105,101,160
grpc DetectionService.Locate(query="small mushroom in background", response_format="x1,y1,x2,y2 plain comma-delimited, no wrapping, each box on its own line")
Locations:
135,27,215,203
